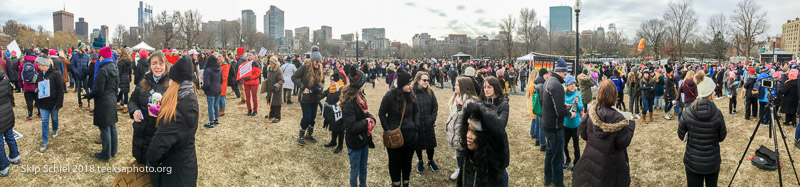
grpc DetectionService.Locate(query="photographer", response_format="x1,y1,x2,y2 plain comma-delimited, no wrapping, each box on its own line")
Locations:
756,69,775,126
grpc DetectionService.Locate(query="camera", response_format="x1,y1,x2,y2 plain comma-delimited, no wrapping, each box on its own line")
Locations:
760,78,775,89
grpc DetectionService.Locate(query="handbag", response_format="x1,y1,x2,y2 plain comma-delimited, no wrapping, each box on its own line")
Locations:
383,101,405,149
751,145,779,171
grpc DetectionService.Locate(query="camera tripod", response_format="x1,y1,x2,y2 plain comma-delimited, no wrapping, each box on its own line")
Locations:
729,98,800,186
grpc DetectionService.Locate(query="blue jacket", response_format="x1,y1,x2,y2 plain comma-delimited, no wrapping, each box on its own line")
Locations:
70,52,91,79
564,90,584,129
756,73,774,102
611,74,625,92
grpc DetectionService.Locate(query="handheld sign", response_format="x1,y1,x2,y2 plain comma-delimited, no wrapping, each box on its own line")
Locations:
237,60,254,80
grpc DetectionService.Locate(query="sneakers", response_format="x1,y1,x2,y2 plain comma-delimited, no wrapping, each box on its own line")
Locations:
39,142,49,153
416,160,424,173
0,167,8,177
214,120,220,125
52,130,58,139
450,169,460,181
795,139,800,149
26,116,32,122
635,114,641,119
203,124,215,129
272,119,280,123
247,110,253,116
8,155,20,165
428,160,439,172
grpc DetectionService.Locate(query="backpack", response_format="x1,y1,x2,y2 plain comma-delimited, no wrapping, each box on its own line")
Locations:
751,81,765,99
531,83,543,116
22,62,37,83
750,145,779,171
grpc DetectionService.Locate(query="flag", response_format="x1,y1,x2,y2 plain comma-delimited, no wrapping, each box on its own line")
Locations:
237,60,254,80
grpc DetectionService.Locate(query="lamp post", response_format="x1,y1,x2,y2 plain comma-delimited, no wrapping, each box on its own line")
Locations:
356,32,360,62
574,0,582,75
46,38,50,49
772,37,777,64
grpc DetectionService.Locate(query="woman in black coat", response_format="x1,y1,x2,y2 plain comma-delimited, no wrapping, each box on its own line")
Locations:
147,56,199,187
456,101,508,187
117,50,134,113
572,80,635,187
134,50,150,85
129,52,170,164
412,72,439,173
291,46,325,146
341,66,376,187
378,69,419,187
678,74,726,187
780,71,799,126
84,47,119,161
201,55,222,129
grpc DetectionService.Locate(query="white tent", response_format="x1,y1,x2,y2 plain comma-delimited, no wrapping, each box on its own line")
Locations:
131,42,155,51
516,53,536,61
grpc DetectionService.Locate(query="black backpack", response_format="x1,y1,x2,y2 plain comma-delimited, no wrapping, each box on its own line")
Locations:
751,145,779,171
21,62,37,83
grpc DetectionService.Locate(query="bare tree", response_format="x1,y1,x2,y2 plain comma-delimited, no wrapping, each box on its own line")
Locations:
180,9,202,49
663,0,698,59
637,19,667,58
499,14,516,60
731,0,767,60
154,10,182,49
112,24,128,48
601,29,630,57
517,8,540,54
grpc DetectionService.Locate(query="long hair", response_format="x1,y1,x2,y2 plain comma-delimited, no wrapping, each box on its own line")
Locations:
156,80,181,127
140,51,170,93
481,76,504,99
305,59,323,86
392,85,416,112
119,49,132,62
340,86,361,103
684,70,695,81
459,113,502,182
450,76,478,106
525,71,537,97
412,72,433,95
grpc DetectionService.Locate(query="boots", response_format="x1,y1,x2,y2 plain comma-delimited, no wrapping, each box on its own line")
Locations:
298,130,306,146
122,106,128,113
333,134,344,153
648,113,653,122
324,133,337,147
116,104,123,110
306,127,317,143
220,109,225,116
642,115,648,124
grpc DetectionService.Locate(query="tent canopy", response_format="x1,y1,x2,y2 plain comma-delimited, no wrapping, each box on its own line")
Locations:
452,52,471,57
516,53,536,61
131,42,155,51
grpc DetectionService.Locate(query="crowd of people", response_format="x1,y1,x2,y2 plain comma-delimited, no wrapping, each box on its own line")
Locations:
3,33,800,186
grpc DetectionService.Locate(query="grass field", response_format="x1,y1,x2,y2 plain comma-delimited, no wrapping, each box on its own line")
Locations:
3,77,800,186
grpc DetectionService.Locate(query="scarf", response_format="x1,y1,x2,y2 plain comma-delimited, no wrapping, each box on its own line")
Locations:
153,74,163,83
93,58,116,89
356,94,368,114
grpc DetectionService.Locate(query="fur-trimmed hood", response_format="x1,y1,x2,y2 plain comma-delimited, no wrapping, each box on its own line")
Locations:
587,101,631,135
578,73,591,81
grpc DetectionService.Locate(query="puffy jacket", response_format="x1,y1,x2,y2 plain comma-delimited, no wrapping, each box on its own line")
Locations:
117,59,133,93
146,81,198,186
578,73,593,106
611,74,625,93
378,90,420,148
743,74,758,98
129,72,169,164
572,102,635,187
0,70,14,133
678,99,726,174
134,57,150,85
639,79,655,99
664,75,677,101
541,73,570,131
457,101,508,187
202,66,222,96
756,73,774,103
70,52,90,79
342,96,376,150
280,63,296,89
446,96,476,150
5,57,18,82
564,90,584,129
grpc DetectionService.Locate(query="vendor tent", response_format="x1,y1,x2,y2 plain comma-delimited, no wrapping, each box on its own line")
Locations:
131,42,155,51
516,53,536,61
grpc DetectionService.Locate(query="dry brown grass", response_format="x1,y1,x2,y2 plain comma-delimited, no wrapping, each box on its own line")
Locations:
3,79,800,186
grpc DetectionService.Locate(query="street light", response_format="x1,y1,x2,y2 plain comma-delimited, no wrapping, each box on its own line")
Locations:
772,37,777,64
574,0,582,75
46,38,50,49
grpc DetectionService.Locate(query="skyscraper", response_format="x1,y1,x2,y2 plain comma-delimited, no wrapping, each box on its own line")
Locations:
549,6,573,32
53,10,74,34
362,28,385,41
100,25,109,38
264,5,284,39
138,1,152,29
75,17,88,41
241,10,257,33
321,26,332,41
295,27,309,42
341,34,354,42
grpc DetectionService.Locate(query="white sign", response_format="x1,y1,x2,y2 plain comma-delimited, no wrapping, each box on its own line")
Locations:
259,48,268,57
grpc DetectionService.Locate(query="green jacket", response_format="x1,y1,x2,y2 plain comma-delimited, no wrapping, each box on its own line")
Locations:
577,73,594,105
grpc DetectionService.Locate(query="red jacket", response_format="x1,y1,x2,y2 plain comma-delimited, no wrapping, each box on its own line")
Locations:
220,64,230,95
243,66,261,85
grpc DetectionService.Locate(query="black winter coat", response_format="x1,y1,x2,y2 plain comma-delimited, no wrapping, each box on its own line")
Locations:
89,59,119,127
343,96,376,150
483,97,510,168
457,101,508,187
640,79,655,99
147,81,199,187
227,60,239,87
201,66,222,96
664,75,677,101
134,58,149,85
572,102,635,187
781,79,799,114
743,74,758,98
678,99,727,174
6,57,18,82
414,88,438,150
541,73,570,131
35,68,65,110
118,59,133,93
291,65,324,104
0,71,14,133
378,90,420,148
130,73,169,164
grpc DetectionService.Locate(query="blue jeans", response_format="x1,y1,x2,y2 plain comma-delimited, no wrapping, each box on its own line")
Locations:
0,129,20,170
40,108,59,144
218,95,226,112
665,100,674,113
300,103,318,129
76,77,91,106
544,129,565,187
98,123,118,159
206,95,220,123
677,106,684,121
530,118,545,144
641,97,654,115
654,95,663,108
348,147,369,187
759,102,769,125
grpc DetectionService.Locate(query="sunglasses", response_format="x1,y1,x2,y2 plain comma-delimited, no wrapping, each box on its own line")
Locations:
421,79,430,82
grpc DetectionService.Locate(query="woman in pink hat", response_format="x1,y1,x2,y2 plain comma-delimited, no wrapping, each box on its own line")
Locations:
781,69,799,126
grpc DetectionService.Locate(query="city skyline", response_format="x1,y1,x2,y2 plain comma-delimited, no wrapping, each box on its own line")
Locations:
1,0,797,44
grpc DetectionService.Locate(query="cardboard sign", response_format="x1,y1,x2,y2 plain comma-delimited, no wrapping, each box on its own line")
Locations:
112,162,152,187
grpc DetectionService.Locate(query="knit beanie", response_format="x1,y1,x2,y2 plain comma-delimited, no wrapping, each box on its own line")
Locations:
464,67,476,77
347,65,367,89
36,56,51,66
169,56,195,83
396,69,413,87
554,58,569,72
696,75,715,98
49,49,57,56
99,47,113,58
564,74,576,86
310,45,322,62
539,68,549,77
92,35,106,49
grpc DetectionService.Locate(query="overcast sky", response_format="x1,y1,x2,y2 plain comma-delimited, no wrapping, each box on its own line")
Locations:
1,0,795,44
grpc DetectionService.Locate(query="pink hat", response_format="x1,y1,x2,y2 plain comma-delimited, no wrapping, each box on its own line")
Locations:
138,50,149,59
49,49,57,56
773,71,782,79
10,51,16,56
99,47,113,58
790,69,799,79
729,71,736,78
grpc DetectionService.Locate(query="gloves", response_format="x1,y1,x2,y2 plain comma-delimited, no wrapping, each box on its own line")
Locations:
82,93,93,100
272,86,279,93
